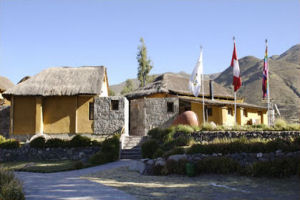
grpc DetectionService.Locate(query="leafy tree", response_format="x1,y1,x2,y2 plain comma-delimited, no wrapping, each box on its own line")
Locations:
137,37,153,87
109,88,115,96
121,79,134,95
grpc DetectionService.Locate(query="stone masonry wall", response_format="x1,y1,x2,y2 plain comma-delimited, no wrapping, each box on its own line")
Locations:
94,96,129,135
0,106,10,138
0,145,100,162
144,98,179,135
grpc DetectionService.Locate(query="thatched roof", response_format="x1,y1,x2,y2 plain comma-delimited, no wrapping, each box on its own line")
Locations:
179,96,267,110
126,73,233,99
4,66,106,97
0,76,15,92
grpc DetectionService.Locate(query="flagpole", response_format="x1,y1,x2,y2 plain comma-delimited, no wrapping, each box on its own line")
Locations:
233,36,237,125
266,39,271,125
201,46,205,124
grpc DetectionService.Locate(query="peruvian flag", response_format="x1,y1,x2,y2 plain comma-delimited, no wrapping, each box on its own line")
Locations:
230,41,242,92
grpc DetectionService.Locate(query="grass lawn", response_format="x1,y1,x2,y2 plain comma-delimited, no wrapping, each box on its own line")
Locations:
0,160,90,173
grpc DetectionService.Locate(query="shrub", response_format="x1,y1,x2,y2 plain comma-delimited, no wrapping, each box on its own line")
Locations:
166,159,188,174
0,168,25,200
287,123,300,131
174,125,194,134
141,139,159,159
163,147,185,158
45,138,67,148
0,140,20,149
174,135,192,146
69,135,91,147
200,123,215,131
91,140,102,147
0,135,6,143
89,135,120,165
274,118,287,130
196,157,239,174
153,148,164,158
148,127,175,143
251,158,299,178
30,136,46,148
73,161,84,169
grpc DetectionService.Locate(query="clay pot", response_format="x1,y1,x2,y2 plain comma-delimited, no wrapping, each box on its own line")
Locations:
172,111,199,126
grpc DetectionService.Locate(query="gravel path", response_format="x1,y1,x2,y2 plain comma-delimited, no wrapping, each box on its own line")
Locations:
16,160,137,200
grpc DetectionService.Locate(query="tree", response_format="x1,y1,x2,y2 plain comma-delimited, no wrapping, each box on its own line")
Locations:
121,79,134,95
137,37,153,87
108,88,115,96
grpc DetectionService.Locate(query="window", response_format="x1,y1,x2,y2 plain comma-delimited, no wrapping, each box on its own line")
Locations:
205,106,213,116
167,102,174,113
244,109,248,117
111,100,119,110
89,102,94,120
228,108,233,116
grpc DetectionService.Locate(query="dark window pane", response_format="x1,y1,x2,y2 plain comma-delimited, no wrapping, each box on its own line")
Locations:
167,102,174,113
89,102,94,120
111,100,119,110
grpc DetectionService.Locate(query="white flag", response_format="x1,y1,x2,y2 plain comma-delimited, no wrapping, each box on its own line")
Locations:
189,48,203,97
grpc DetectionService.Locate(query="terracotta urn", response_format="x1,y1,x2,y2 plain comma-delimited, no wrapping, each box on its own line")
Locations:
172,111,199,126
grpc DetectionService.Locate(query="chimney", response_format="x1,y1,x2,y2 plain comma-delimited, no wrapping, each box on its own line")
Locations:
209,80,214,100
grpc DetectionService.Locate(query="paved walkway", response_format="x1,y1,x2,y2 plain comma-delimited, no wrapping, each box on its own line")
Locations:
16,160,137,200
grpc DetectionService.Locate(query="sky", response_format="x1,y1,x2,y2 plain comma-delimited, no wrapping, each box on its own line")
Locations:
0,0,300,85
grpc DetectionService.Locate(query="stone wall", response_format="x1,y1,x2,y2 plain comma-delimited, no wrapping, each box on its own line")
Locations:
130,98,179,136
0,145,100,162
94,96,129,135
0,106,10,138
175,131,300,142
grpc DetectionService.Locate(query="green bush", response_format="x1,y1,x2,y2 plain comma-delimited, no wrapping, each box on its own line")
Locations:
200,123,215,131
89,135,120,165
251,158,299,178
0,135,6,143
45,138,67,148
91,140,102,147
174,135,192,146
73,161,84,169
0,140,20,149
196,157,239,174
0,168,25,200
141,139,159,159
274,118,287,130
174,125,194,134
30,136,46,148
153,148,164,158
163,147,185,158
148,127,175,143
69,135,91,147
166,159,188,174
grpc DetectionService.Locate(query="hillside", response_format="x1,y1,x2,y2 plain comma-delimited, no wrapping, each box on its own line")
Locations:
215,44,300,123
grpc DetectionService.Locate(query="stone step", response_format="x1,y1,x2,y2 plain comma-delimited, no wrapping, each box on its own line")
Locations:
121,149,141,153
120,154,142,159
122,146,141,150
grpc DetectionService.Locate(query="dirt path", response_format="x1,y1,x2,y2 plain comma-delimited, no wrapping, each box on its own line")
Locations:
16,160,137,200
85,166,300,200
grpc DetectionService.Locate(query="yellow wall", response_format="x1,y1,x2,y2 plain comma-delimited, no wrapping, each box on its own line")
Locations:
77,96,94,133
241,108,267,125
148,93,176,98
12,96,36,134
43,96,76,134
191,102,224,125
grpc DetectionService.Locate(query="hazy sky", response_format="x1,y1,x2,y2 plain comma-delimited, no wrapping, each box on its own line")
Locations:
1,0,299,85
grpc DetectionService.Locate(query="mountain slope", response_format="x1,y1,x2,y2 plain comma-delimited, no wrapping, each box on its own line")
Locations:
215,44,300,123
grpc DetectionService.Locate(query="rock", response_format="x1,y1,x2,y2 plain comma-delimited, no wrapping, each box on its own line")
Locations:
276,150,284,157
210,122,217,128
168,154,187,162
155,157,166,167
172,111,199,126
146,159,154,165
129,160,146,174
256,152,263,158
212,153,218,157
79,152,85,159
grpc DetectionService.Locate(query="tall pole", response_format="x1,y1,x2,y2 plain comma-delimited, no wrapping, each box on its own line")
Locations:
233,36,237,125
266,39,271,125
201,46,205,124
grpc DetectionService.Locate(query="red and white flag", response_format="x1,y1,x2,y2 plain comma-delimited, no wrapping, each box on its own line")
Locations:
230,41,242,92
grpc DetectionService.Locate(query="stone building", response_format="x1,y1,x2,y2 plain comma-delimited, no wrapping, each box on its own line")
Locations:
126,73,268,132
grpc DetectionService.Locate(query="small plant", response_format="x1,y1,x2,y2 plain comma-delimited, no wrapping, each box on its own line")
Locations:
45,138,67,148
173,135,192,146
174,125,194,134
166,159,188,175
196,157,239,174
141,139,159,159
69,135,91,147
200,123,215,131
30,136,46,148
0,135,6,143
0,167,25,200
0,139,20,149
163,147,185,158
153,148,164,158
274,118,287,130
73,161,84,169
